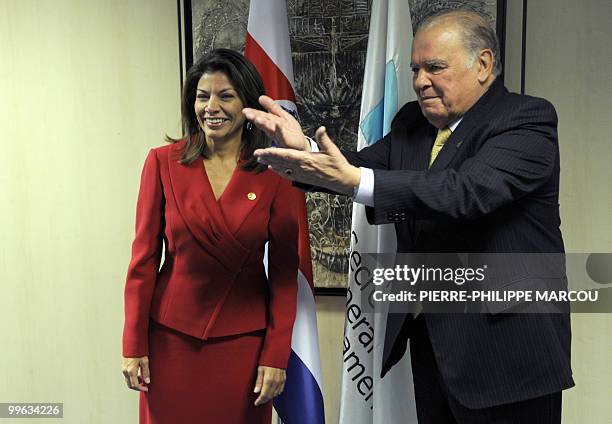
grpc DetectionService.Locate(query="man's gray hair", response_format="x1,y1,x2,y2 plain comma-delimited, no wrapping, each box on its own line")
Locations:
419,10,502,77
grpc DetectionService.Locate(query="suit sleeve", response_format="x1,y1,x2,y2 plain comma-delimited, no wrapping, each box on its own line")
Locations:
122,149,165,357
259,178,300,369
342,132,392,169
370,98,559,223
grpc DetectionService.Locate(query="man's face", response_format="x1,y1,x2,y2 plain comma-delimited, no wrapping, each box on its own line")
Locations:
411,25,486,128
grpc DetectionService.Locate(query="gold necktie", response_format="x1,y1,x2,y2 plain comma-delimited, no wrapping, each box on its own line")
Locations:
429,127,452,167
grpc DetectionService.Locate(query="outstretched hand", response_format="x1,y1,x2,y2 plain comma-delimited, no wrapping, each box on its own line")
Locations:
254,126,361,196
243,95,310,151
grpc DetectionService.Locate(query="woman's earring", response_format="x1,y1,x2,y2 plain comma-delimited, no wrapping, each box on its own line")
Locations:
246,121,253,131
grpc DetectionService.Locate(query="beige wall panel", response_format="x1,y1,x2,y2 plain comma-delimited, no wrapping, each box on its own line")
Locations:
2,0,611,422
316,296,346,424
503,0,524,93
0,0,181,422
525,0,612,422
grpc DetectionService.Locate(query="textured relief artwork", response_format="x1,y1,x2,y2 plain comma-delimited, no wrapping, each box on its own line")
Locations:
189,0,500,289
192,0,249,58
287,0,371,288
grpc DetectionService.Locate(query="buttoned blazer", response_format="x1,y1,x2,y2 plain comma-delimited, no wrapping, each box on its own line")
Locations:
122,140,299,369
342,78,574,408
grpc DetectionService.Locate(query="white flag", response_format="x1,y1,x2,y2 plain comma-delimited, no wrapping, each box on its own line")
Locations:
339,0,418,423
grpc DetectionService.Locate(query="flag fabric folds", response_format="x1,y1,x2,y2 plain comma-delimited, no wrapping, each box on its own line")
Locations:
245,1,325,423
339,0,419,423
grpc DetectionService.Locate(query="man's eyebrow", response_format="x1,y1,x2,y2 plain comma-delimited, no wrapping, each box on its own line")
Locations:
410,59,448,69
424,59,447,67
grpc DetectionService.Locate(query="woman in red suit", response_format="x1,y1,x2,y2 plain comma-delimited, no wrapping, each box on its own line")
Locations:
121,49,299,424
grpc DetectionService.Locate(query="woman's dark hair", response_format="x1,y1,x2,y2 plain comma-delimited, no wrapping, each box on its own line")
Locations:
167,48,269,172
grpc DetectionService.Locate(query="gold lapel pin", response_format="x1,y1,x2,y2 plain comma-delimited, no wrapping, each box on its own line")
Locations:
247,192,257,201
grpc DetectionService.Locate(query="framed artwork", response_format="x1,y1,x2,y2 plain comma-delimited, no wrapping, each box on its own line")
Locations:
179,0,507,295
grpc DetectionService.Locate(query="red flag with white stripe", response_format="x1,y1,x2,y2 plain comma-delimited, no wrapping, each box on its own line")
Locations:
245,1,325,423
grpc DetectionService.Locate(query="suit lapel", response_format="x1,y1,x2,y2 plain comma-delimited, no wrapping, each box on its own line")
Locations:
167,144,248,270
428,122,468,171
406,124,437,171
218,167,268,235
429,78,508,172
393,105,435,172
391,110,433,250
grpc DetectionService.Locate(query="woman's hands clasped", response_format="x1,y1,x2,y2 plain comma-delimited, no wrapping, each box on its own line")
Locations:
253,365,286,406
122,356,151,392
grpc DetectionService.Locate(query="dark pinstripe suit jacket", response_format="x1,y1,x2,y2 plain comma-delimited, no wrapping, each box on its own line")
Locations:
342,78,574,408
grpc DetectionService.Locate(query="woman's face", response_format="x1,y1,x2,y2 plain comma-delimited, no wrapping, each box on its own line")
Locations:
194,71,246,143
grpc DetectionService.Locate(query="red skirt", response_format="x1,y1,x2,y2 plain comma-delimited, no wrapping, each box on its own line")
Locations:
139,320,271,424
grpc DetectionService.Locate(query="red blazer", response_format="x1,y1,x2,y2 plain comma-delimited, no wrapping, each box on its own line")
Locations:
123,141,299,369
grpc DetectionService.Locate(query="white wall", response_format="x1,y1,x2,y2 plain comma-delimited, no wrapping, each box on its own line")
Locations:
0,1,181,422
1,0,610,423
524,0,612,422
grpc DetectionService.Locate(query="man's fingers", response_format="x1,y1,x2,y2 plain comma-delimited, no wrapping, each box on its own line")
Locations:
258,95,294,121
254,147,309,164
256,148,328,187
255,153,292,168
265,165,290,179
244,96,307,150
243,110,303,149
243,96,291,126
241,107,259,122
258,95,283,113
243,109,278,136
315,126,341,155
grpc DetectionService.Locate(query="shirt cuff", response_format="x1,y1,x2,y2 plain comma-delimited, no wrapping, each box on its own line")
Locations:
306,136,319,152
353,167,374,206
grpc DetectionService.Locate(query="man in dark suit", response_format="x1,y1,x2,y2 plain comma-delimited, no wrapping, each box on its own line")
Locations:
244,9,573,423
